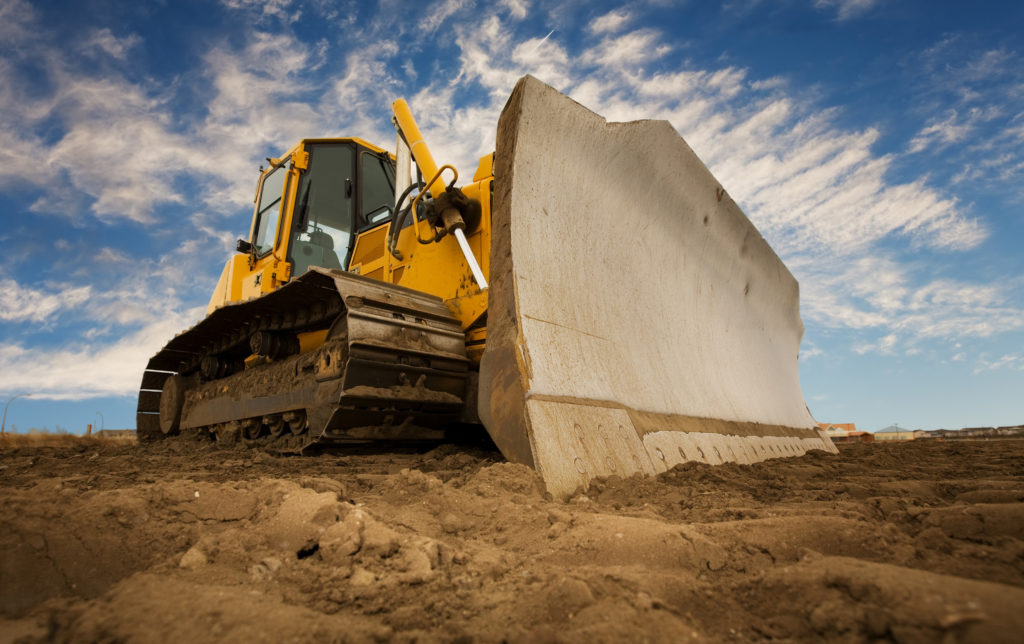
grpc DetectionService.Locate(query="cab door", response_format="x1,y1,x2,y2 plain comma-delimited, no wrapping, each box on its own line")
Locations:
240,157,298,298
287,143,357,277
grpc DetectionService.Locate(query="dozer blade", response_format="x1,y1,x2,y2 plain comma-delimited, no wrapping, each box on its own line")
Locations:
479,76,836,499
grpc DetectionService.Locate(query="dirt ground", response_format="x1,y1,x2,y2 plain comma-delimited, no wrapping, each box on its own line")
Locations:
0,436,1022,643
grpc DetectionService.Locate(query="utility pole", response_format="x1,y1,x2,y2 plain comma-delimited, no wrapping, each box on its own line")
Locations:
95,411,104,433
1,393,32,434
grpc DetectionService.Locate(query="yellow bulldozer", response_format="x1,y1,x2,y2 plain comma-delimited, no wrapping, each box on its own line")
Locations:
138,76,836,498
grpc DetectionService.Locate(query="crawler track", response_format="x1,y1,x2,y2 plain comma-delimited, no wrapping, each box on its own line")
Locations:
137,268,472,449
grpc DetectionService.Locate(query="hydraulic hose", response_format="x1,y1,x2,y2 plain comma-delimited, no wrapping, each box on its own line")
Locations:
387,181,426,259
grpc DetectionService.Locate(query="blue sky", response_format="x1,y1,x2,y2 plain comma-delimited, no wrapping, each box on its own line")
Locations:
1,0,1021,434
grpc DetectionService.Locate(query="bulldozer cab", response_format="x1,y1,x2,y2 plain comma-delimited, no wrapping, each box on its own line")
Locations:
209,139,396,310
281,141,396,277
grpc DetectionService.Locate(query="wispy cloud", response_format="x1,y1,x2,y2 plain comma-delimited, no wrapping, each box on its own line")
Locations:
220,0,301,23
501,0,529,20
814,0,879,21
0,42,201,223
82,28,141,60
0,313,202,400
588,9,632,35
581,29,672,69
0,279,92,324
420,0,473,33
908,106,1001,154
0,220,235,400
973,353,1024,374
802,254,1024,356
905,41,1024,199
0,0,34,45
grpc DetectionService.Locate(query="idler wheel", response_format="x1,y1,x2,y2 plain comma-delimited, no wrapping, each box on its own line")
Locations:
158,375,185,435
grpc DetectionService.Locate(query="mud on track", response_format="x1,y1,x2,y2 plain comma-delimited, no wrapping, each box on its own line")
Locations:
1,438,1022,643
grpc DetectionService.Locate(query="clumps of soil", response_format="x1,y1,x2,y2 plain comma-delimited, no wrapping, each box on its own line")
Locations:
1,439,1022,642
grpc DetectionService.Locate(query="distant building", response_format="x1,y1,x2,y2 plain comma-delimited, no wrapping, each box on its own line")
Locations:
817,422,857,439
922,426,1023,439
874,424,916,441
832,431,874,443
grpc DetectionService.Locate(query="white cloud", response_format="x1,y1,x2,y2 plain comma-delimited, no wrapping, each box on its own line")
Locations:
221,0,300,22
908,43,1024,199
0,0,34,45
83,28,141,60
0,55,202,223
814,0,879,20
501,0,528,20
0,279,92,323
800,254,1024,355
421,0,473,33
0,21,341,224
0,312,202,400
95,247,133,265
580,29,672,69
799,344,824,360
908,107,1002,154
973,354,1024,374
589,9,632,35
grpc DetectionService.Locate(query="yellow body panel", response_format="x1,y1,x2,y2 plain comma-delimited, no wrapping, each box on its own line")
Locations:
348,225,389,282
206,253,250,314
298,329,329,353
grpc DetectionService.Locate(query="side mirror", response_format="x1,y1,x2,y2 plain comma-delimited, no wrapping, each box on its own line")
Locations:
236,239,253,254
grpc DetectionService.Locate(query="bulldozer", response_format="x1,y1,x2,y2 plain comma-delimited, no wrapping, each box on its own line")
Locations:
138,76,836,499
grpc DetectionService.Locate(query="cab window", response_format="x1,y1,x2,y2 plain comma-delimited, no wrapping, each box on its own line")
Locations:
359,151,396,229
254,165,287,256
289,144,355,277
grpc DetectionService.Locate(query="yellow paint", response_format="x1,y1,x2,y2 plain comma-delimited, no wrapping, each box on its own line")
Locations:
466,327,487,363
392,100,446,198
298,329,329,353
348,225,388,278
244,354,268,368
206,253,249,314
472,153,493,182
